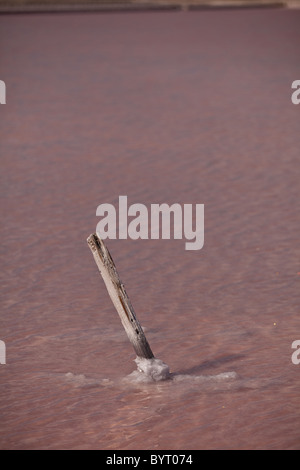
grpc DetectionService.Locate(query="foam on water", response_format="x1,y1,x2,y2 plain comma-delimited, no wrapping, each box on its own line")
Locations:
65,372,113,388
123,357,239,386
65,362,238,388
125,357,171,383
173,371,238,383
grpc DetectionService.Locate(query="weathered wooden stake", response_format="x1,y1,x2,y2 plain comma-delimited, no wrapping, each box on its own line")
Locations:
87,233,154,360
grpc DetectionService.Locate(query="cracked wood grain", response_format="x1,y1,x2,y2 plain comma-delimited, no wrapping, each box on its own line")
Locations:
87,233,154,360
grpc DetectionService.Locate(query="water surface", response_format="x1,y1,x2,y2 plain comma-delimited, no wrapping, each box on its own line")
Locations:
0,8,299,450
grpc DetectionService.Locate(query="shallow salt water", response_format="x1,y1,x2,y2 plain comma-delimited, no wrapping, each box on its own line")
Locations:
1,9,300,450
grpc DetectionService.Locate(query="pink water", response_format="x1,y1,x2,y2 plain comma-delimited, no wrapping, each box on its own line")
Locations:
0,8,299,450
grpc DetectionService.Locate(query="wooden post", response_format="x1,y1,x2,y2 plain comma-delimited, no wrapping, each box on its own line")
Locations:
87,233,155,360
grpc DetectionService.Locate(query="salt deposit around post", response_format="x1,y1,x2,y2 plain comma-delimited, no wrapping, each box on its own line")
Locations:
122,357,240,387
125,357,238,385
126,357,171,383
